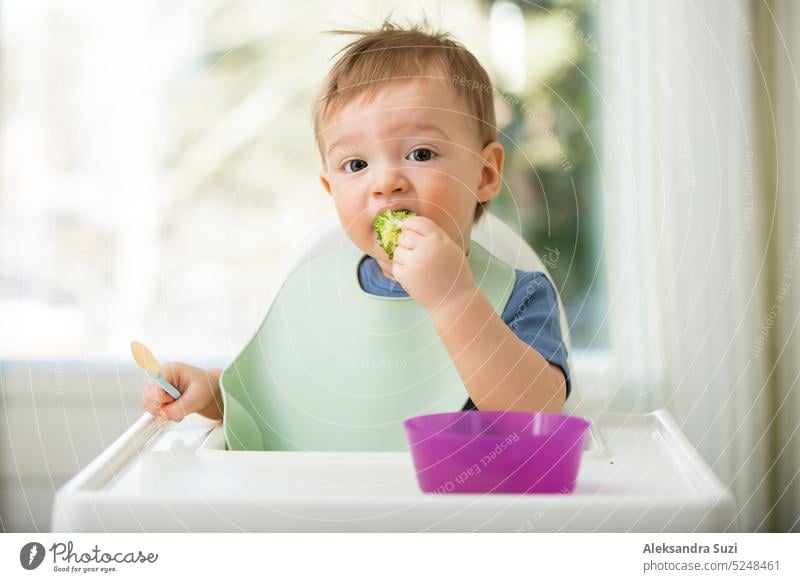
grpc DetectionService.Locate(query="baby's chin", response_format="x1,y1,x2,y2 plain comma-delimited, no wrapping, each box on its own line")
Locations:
373,257,398,281
369,248,394,266
365,245,398,274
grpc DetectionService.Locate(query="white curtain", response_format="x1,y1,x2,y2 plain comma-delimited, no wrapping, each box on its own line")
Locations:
598,0,799,532
754,0,800,534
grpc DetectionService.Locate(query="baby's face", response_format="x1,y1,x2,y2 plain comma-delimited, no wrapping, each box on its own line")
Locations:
318,78,503,278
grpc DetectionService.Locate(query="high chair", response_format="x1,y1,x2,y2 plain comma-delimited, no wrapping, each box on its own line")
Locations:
50,212,737,532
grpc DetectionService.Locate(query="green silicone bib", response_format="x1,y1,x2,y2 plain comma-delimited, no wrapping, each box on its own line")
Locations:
220,240,516,451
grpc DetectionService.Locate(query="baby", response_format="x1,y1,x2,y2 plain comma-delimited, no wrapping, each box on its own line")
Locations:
140,21,571,435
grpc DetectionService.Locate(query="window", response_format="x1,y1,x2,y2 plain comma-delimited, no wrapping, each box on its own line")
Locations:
486,0,606,349
0,0,605,360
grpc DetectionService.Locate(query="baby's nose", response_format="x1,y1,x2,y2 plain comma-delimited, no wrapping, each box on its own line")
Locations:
371,166,410,196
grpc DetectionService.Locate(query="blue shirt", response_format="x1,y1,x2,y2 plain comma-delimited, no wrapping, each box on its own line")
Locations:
357,256,572,407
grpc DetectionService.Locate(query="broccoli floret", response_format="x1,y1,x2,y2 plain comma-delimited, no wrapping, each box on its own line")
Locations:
373,209,416,259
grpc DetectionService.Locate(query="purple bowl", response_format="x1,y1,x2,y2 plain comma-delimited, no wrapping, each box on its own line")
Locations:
403,411,590,494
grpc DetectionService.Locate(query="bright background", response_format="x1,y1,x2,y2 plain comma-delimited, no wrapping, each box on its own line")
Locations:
1,0,799,534
0,0,605,360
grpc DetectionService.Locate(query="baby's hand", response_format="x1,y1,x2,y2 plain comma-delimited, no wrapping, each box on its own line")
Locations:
390,215,477,313
139,362,223,422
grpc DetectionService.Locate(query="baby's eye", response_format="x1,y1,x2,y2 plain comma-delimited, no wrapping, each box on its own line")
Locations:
343,159,367,173
407,148,436,162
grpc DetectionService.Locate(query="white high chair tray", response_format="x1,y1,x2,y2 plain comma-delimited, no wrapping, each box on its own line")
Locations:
51,410,736,532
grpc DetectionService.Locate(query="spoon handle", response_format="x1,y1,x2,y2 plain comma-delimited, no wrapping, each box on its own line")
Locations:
147,371,183,422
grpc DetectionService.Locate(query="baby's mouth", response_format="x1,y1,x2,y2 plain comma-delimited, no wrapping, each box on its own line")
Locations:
376,207,414,215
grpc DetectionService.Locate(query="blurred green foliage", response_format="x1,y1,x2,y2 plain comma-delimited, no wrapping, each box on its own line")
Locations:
486,0,607,348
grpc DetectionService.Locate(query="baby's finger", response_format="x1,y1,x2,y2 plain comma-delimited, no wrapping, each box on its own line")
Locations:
159,362,182,387
161,386,202,421
145,379,175,404
392,246,409,264
398,215,435,235
140,388,167,417
397,230,420,249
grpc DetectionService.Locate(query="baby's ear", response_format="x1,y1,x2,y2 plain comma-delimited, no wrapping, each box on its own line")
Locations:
319,171,332,195
476,142,505,203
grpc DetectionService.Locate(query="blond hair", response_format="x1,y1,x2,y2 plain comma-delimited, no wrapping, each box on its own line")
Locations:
312,18,498,223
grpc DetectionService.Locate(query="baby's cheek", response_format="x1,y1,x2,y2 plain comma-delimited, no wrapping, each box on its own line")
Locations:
430,171,461,197
425,185,464,223
334,196,374,248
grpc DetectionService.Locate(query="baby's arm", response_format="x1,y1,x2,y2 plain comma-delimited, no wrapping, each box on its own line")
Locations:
431,293,566,413
201,368,225,421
